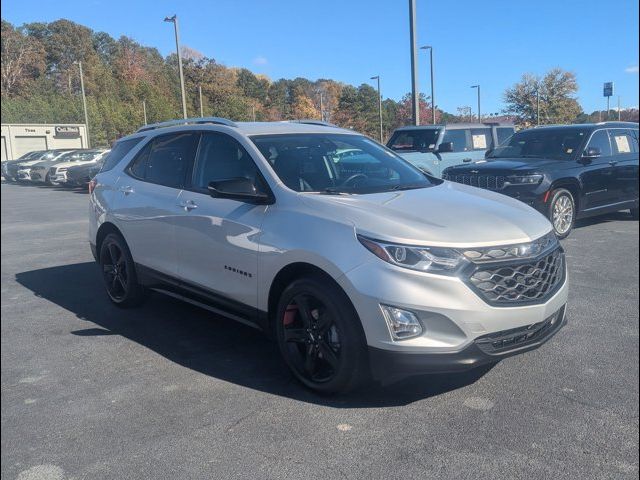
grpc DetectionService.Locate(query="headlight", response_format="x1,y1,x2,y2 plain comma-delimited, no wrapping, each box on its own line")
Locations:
357,235,466,274
504,174,543,186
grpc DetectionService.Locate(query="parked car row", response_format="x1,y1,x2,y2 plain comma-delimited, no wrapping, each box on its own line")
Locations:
2,148,110,188
387,121,639,238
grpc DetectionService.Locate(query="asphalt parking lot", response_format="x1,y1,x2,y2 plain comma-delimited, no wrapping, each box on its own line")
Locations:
1,181,638,480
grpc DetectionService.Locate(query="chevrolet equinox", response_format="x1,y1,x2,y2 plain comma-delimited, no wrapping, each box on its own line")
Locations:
89,118,568,393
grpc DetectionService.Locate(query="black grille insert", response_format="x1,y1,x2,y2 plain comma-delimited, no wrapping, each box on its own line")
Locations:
442,173,505,191
468,248,564,305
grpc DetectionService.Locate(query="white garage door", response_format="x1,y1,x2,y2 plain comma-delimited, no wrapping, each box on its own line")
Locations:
14,136,48,158
1,137,7,162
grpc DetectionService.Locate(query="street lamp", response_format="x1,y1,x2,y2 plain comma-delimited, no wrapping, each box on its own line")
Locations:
164,14,188,119
316,89,325,122
370,76,383,142
408,0,419,125
470,85,481,123
420,46,436,124
74,61,90,148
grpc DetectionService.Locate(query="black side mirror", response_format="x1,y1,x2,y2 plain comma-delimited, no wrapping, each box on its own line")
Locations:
207,177,273,204
582,147,601,159
437,142,454,153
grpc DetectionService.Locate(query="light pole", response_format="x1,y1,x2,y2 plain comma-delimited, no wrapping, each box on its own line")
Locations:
470,85,481,123
420,45,435,124
409,0,419,125
198,85,204,117
370,76,383,142
317,89,324,121
164,14,188,119
74,61,90,148
142,99,147,125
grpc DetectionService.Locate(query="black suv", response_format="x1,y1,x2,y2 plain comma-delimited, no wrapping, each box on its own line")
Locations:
442,122,639,238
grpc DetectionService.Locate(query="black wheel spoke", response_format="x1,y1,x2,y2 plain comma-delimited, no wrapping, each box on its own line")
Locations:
284,328,307,343
116,275,127,291
303,344,319,375
295,295,313,327
108,244,119,265
318,341,339,370
315,311,332,334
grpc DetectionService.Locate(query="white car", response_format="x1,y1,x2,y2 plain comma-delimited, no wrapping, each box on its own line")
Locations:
89,118,568,393
12,150,73,181
48,149,110,185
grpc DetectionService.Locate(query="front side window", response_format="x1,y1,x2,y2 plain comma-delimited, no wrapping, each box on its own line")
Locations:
251,133,433,194
191,133,262,190
387,129,440,152
441,129,469,152
586,130,612,157
101,137,144,172
488,128,590,160
128,133,199,188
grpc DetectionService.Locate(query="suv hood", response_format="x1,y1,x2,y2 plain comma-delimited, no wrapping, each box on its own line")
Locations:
300,182,551,247
445,157,559,174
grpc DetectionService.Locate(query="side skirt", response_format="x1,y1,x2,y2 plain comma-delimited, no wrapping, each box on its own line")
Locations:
135,264,269,333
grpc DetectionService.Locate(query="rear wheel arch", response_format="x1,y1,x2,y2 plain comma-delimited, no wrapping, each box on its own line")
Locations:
96,222,126,257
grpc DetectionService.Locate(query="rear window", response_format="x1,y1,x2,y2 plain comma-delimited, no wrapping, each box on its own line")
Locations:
100,137,144,172
469,128,493,150
441,129,469,152
496,127,515,145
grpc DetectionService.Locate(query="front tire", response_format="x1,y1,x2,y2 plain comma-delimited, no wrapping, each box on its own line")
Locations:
548,188,575,239
275,276,369,394
99,233,145,308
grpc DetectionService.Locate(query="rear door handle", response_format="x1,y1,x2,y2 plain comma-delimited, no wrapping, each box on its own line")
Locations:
177,200,198,211
462,158,473,162
119,185,134,195
608,161,618,166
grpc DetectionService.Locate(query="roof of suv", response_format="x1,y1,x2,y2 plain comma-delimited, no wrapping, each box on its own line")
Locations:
129,118,355,139
394,122,514,131
531,121,638,131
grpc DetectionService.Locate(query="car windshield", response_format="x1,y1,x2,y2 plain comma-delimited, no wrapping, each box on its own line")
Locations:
251,133,433,194
387,129,440,152
488,128,589,160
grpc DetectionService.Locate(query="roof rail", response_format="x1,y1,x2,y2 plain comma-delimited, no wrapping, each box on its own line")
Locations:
286,119,338,127
136,117,237,133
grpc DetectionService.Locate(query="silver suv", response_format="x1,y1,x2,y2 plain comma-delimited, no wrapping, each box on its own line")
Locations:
89,118,568,393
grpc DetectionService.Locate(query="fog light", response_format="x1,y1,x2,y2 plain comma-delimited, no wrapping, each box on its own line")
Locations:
380,305,423,340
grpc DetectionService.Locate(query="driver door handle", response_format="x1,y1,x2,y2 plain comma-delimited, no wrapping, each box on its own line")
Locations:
119,185,134,195
462,158,473,162
608,160,618,166
177,200,198,211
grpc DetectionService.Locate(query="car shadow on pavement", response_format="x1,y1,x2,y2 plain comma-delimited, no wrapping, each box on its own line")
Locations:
573,210,636,230
15,262,494,408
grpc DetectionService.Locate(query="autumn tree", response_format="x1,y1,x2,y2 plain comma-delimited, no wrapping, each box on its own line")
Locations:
503,68,582,127
1,21,46,95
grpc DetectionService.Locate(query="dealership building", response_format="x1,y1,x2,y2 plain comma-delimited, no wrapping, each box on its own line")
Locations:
1,123,88,161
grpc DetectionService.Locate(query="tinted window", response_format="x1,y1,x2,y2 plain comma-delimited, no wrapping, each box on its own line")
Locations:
251,133,433,194
192,133,261,190
496,127,515,145
586,130,612,157
469,128,493,150
387,129,440,152
101,137,144,172
129,133,199,188
609,129,637,154
489,128,589,160
441,129,468,152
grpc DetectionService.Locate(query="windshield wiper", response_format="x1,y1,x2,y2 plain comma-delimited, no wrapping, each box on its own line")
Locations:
390,183,426,191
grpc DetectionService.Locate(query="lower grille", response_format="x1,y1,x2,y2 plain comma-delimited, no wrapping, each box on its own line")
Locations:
475,306,565,354
469,248,564,305
443,173,505,191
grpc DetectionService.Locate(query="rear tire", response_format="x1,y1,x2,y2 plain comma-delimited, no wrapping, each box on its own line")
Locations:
548,188,575,239
99,233,145,308
275,276,369,394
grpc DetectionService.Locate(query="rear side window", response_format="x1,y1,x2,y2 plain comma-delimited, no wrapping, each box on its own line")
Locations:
387,129,440,151
586,130,612,157
441,129,469,152
469,128,493,150
609,129,638,154
496,127,515,145
128,132,200,188
100,137,144,172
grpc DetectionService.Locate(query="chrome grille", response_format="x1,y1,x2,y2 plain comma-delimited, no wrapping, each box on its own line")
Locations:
49,167,58,176
443,173,505,191
469,248,564,304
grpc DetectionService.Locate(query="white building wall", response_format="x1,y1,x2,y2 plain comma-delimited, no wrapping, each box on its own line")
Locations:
0,124,88,161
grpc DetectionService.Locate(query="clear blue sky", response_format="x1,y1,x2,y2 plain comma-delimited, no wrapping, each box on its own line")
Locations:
3,0,639,115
